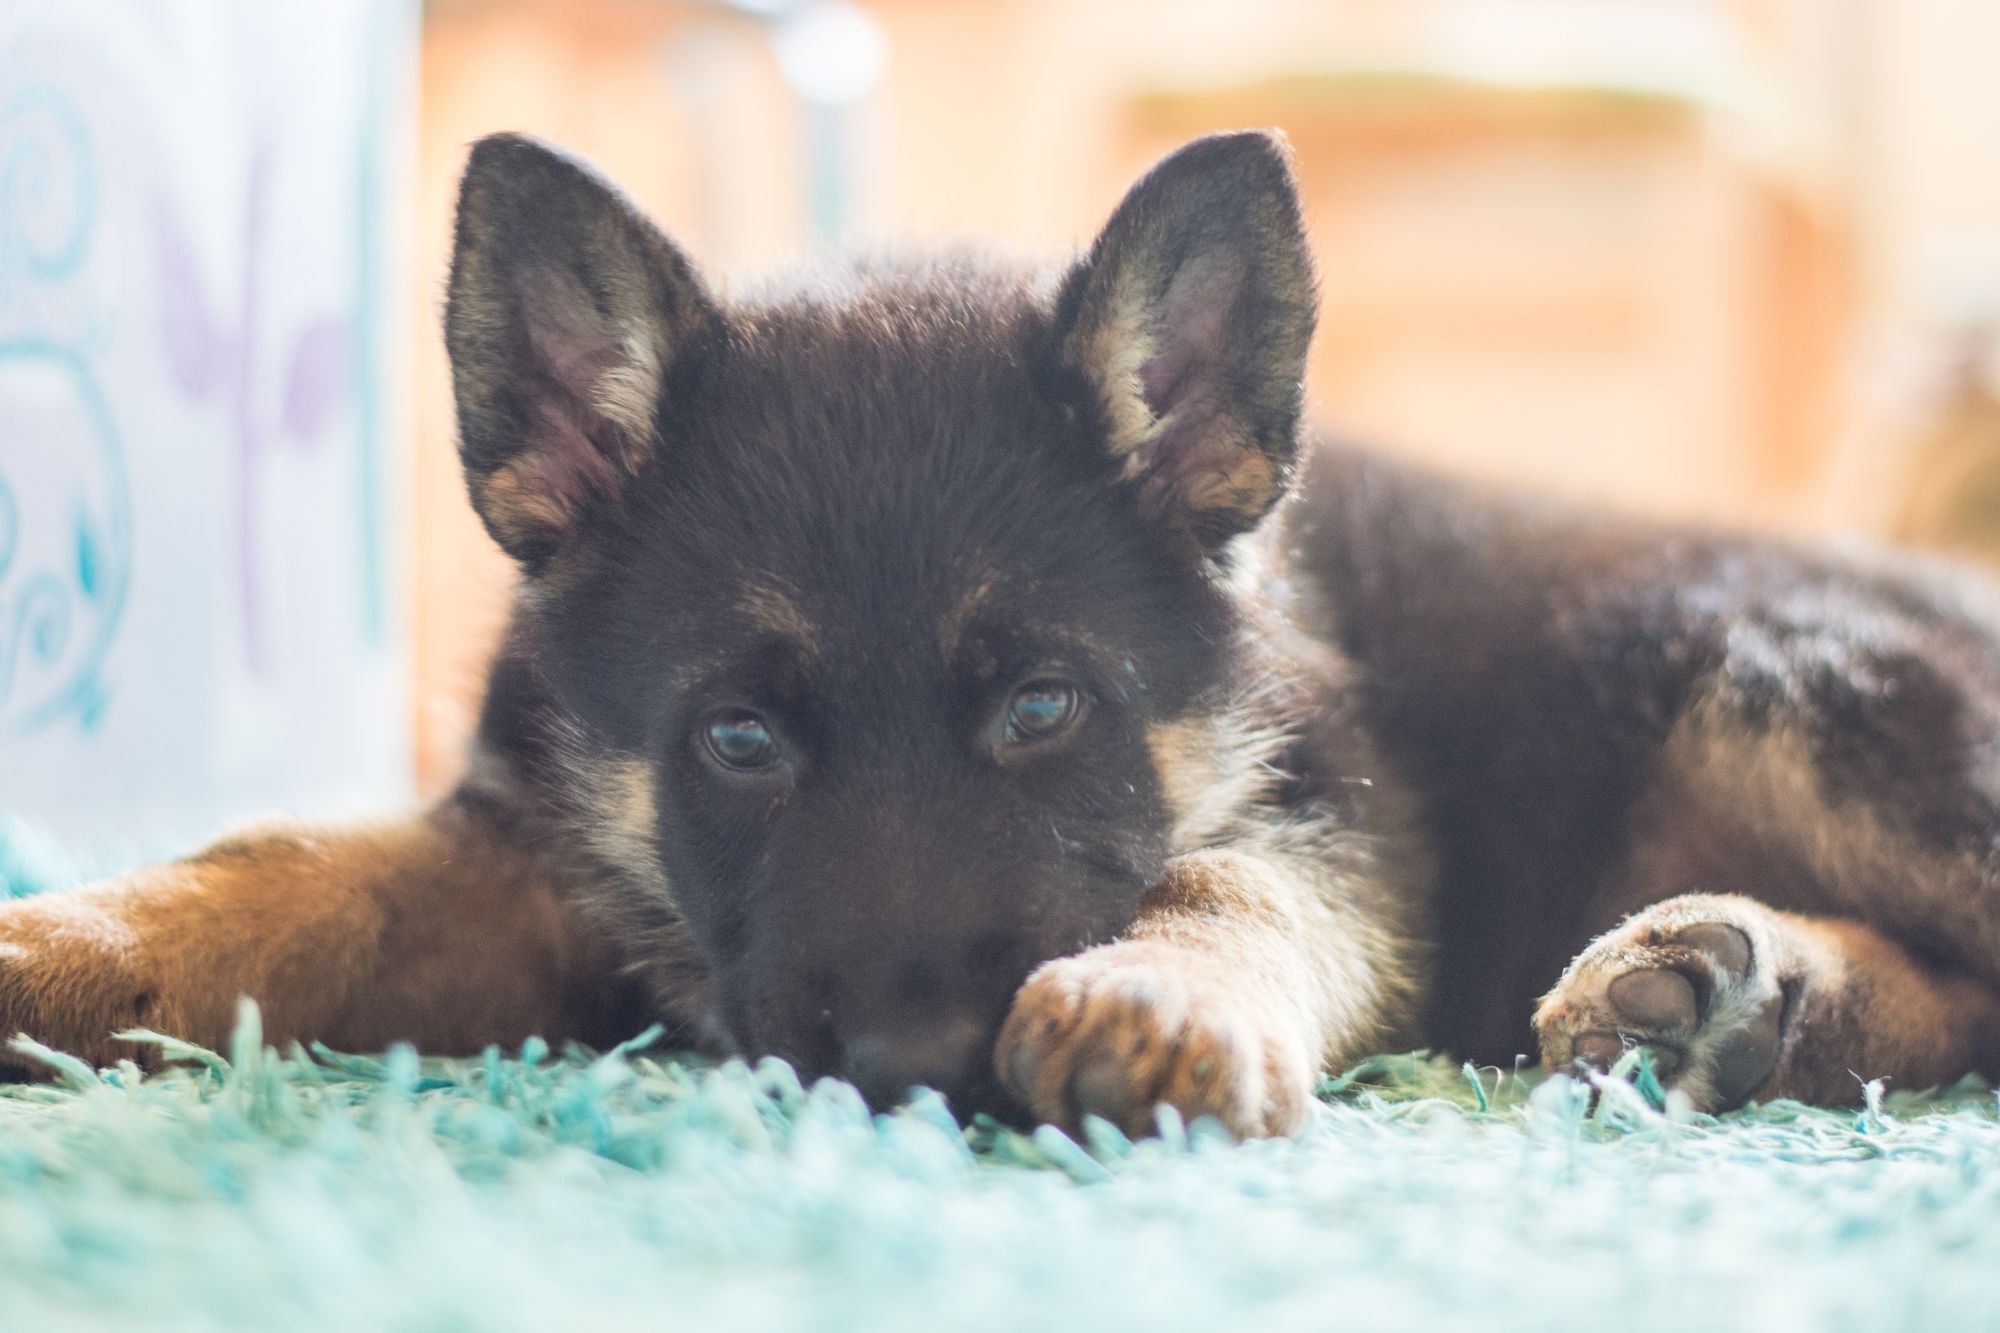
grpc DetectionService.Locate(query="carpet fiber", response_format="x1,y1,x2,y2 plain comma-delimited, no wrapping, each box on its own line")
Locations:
4,824,1997,1332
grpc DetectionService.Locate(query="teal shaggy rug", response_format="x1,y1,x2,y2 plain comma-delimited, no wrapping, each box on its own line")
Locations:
4,822,1998,1332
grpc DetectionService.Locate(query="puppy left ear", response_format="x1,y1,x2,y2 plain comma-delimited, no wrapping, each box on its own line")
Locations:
446,133,721,572
1055,130,1317,547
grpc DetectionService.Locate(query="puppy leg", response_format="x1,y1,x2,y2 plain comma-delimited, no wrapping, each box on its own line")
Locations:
996,845,1414,1139
0,796,641,1074
1535,892,2000,1111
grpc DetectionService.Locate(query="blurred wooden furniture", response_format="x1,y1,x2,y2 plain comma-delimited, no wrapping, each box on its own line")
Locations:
1123,72,1849,527
1871,331,2000,565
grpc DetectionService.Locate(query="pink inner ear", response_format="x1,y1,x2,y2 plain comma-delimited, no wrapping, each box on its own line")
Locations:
529,395,621,515
513,264,630,513
1133,252,1251,515
518,265,627,406
1136,251,1245,421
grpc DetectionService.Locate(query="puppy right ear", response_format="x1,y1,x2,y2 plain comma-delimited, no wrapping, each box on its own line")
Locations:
445,134,721,571
1054,131,1315,550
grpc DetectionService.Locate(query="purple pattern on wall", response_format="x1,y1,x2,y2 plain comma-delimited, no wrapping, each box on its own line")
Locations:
151,149,355,675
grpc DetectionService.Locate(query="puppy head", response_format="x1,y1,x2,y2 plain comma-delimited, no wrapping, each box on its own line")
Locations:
445,131,1316,1114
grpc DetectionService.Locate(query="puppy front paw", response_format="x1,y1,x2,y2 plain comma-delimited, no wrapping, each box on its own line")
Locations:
995,940,1316,1139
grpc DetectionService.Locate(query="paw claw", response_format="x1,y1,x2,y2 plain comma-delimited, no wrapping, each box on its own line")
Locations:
1570,1030,1627,1070
1006,1040,1040,1099
1070,1051,1148,1127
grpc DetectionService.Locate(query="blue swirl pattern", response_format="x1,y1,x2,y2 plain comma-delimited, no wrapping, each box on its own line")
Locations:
0,87,131,737
0,89,93,298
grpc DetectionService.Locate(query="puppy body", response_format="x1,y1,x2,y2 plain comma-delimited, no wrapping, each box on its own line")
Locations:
1294,448,2000,1094
6,131,2000,1134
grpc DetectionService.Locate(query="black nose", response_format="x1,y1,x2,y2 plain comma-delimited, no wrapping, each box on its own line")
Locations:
842,1015,990,1108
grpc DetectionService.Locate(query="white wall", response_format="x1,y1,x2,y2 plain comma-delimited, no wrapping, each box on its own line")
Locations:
0,1,417,858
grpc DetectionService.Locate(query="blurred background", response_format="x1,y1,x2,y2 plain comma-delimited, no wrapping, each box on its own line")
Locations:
6,0,2000,849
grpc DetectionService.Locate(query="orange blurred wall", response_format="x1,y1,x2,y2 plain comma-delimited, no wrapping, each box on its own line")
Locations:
408,0,2000,792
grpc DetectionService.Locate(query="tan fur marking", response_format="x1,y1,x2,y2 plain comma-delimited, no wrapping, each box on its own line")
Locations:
1804,917,2000,1088
1177,436,1277,520
591,330,663,463
573,755,669,890
479,461,572,547
939,570,1000,656
740,584,819,654
1659,701,2000,974
529,718,711,1025
1068,286,1161,462
533,708,674,897
1147,719,1223,846
577,209,675,466
1146,709,1287,853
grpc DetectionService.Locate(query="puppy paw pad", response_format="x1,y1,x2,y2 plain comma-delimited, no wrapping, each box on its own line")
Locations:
1674,921,1753,977
1606,967,1699,1033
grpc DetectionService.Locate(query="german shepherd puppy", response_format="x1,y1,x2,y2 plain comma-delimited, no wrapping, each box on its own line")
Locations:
5,131,1999,1136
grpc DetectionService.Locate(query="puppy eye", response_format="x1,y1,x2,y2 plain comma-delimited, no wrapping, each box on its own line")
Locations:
1004,680,1082,745
703,712,779,770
